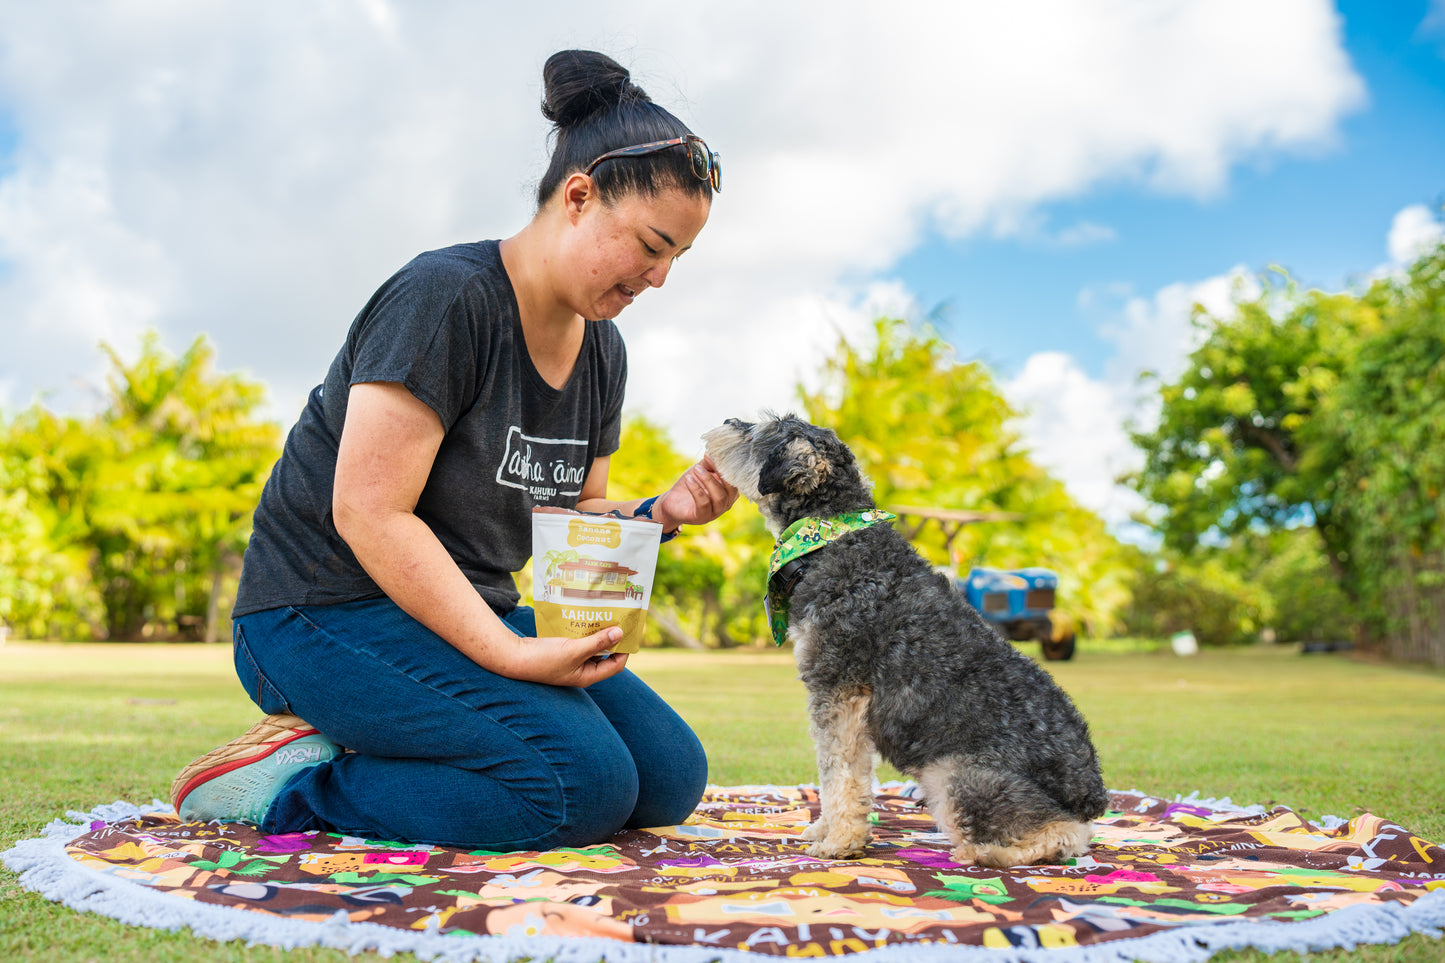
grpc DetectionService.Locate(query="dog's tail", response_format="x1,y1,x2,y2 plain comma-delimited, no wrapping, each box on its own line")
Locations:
929,761,1098,867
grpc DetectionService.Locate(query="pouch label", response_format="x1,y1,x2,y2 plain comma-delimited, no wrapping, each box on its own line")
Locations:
567,518,623,549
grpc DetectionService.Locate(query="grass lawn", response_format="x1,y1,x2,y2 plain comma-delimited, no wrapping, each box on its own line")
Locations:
2,640,1443,962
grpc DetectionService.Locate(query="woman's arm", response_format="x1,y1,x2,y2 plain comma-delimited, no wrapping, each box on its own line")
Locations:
574,455,739,533
332,382,627,687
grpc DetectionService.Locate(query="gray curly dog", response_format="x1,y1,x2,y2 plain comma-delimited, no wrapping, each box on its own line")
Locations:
702,413,1108,867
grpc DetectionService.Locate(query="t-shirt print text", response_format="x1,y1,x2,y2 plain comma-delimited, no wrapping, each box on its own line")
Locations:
494,426,589,503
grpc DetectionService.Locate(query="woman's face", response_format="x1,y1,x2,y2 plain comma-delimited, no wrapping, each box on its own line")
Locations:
564,184,711,321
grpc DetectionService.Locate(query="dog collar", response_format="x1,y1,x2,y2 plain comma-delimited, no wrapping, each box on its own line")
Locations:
765,510,896,646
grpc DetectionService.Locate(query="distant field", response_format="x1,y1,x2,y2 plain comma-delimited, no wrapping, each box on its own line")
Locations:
2,641,1442,962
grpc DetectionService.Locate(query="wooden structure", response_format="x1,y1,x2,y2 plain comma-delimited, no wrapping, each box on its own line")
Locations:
888,505,1023,561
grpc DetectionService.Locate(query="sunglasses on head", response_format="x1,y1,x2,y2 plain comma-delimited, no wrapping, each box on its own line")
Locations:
582,135,721,193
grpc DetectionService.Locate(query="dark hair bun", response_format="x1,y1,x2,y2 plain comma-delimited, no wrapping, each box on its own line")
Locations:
541,50,651,128
533,48,706,206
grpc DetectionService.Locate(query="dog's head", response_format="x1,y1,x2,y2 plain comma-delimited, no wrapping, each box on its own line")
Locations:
702,413,874,533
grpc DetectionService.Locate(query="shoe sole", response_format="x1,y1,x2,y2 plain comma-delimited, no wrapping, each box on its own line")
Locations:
171,713,326,813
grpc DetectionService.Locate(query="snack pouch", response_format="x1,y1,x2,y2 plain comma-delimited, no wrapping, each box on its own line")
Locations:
531,507,663,654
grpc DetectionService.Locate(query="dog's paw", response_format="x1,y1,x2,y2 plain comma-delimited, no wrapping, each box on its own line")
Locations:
801,819,829,842
805,838,867,860
805,825,872,860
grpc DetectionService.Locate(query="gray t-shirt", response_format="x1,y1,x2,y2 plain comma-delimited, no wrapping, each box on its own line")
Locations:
234,240,627,618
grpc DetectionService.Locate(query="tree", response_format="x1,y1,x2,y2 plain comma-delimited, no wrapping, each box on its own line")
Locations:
1118,548,1272,648
0,431,104,639
1129,240,1445,662
1128,277,1378,591
0,332,281,641
90,333,281,640
2,407,113,639
1235,528,1353,644
1310,245,1445,662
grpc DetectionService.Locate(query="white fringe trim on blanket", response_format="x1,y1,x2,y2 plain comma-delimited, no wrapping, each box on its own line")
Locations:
4,797,1443,963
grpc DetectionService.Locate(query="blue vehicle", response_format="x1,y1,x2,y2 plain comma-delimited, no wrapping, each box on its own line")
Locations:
959,567,1076,661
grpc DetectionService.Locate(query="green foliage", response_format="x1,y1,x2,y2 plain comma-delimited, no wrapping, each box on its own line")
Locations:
1119,550,1271,647
0,333,281,641
1129,275,1377,567
1129,239,1445,662
803,318,1025,510
0,447,103,638
800,318,1134,637
1311,246,1445,657
1238,528,1354,643
1118,528,1352,647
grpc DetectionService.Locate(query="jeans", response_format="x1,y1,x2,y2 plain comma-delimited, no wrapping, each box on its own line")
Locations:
231,598,708,849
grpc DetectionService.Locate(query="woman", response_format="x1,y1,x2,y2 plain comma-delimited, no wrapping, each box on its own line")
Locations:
170,50,737,850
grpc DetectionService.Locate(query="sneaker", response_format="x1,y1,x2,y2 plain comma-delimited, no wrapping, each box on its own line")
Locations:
171,713,340,825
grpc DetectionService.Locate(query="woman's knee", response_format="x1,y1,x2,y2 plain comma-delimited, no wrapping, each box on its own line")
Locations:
491,737,642,850
558,738,641,844
628,725,708,828
556,790,639,847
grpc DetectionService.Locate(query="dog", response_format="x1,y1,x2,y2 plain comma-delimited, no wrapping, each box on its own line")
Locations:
702,414,1108,867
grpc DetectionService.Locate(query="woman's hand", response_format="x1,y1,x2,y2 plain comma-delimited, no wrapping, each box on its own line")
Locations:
499,627,630,687
654,456,739,532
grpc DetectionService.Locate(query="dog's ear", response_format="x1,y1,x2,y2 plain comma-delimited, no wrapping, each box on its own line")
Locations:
758,438,830,496
758,446,790,496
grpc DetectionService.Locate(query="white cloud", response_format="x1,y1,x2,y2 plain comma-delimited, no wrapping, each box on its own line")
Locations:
1004,351,1146,528
1422,1,1445,41
641,278,918,453
1013,200,1444,533
0,0,1364,445
1387,204,1445,266
1052,221,1118,248
1100,267,1262,389
980,211,1118,248
1006,267,1261,531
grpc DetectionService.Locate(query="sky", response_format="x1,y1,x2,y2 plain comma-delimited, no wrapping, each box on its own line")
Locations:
1,0,1442,533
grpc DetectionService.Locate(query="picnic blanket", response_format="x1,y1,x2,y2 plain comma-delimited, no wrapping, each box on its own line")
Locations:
6,785,1445,963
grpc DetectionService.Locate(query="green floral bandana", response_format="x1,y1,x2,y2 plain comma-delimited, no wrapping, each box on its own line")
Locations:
765,510,897,646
